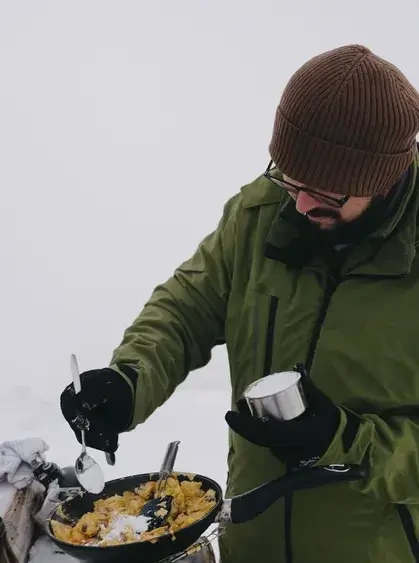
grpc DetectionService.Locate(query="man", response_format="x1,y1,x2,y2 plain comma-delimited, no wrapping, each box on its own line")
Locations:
61,44,419,562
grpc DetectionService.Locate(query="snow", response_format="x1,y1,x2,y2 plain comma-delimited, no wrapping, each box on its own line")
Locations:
29,536,73,562
0,384,230,562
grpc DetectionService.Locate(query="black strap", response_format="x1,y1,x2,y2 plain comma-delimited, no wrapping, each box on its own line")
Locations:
397,505,419,562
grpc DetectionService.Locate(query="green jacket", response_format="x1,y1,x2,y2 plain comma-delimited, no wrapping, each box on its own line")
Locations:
110,154,419,563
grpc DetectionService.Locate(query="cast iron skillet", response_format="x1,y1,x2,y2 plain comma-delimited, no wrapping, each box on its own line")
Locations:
46,464,366,563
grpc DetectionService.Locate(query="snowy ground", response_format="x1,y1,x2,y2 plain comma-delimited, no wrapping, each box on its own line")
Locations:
0,382,231,562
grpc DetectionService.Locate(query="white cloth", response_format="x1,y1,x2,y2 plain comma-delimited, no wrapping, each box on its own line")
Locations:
0,438,49,489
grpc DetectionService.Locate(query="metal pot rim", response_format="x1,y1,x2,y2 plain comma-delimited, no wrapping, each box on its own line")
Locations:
244,371,301,400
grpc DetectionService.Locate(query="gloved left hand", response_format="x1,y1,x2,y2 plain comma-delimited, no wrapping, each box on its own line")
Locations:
60,366,137,454
225,365,344,467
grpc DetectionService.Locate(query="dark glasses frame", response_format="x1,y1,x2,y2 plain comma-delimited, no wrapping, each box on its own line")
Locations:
264,160,349,208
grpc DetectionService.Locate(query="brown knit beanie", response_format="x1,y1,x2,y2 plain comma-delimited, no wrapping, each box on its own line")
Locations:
269,45,419,196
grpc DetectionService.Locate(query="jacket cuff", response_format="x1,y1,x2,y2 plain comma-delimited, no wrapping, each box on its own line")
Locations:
314,407,374,469
109,364,138,431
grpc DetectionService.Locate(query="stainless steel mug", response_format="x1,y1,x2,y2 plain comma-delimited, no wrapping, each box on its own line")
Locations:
243,371,308,421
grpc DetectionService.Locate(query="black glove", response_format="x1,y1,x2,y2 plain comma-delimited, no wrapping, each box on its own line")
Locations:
225,365,344,467
60,366,137,454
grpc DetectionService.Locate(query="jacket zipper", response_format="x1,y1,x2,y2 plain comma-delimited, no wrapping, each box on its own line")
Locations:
397,505,419,562
262,295,291,562
263,296,279,377
305,275,339,370
262,280,339,563
285,274,339,563
262,295,296,562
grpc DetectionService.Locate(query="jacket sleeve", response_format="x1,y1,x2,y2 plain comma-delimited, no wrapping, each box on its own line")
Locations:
316,407,419,504
109,195,239,428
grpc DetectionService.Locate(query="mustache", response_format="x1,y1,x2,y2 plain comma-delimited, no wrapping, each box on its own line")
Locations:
306,208,340,220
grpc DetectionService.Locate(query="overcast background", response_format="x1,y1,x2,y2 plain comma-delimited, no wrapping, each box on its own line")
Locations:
1,0,418,482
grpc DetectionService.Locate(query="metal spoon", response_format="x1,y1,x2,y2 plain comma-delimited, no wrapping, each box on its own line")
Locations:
70,353,105,495
141,440,180,529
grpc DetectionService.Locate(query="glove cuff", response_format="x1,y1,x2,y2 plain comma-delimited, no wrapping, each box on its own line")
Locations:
106,365,138,432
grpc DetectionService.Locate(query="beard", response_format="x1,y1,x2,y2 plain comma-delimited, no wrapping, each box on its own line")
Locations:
304,196,384,246
303,167,412,247
303,177,407,247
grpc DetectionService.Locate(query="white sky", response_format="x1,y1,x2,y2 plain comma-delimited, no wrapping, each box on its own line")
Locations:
1,0,418,403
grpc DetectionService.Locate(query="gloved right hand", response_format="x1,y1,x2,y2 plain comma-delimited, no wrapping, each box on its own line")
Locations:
60,366,137,454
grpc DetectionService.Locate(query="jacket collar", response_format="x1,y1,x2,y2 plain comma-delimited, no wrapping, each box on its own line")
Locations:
241,175,288,209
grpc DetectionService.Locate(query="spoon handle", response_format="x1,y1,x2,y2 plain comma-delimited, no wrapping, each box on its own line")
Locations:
70,353,82,394
71,354,87,452
80,429,87,454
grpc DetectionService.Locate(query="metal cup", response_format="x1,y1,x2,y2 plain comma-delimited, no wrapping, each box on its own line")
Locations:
243,371,308,421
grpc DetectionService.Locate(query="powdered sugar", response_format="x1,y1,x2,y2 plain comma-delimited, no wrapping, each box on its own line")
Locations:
100,514,150,542
245,371,300,399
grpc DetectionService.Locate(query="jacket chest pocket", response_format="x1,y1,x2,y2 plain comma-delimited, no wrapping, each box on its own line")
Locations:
224,286,309,403
225,262,327,401
225,289,277,400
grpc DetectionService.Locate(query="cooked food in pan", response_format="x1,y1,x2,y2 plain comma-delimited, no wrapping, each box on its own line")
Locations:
51,476,216,546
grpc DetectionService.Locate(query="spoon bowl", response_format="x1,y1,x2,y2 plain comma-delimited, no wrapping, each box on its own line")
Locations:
74,445,105,495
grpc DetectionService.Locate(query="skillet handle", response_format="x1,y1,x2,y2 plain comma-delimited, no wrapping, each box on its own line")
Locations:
224,463,366,524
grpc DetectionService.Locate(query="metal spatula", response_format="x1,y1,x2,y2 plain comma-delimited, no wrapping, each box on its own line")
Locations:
141,440,180,529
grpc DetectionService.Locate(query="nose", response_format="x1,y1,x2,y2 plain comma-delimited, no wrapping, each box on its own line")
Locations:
295,191,327,215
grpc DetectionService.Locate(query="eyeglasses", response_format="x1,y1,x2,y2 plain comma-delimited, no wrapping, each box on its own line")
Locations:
264,160,349,208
